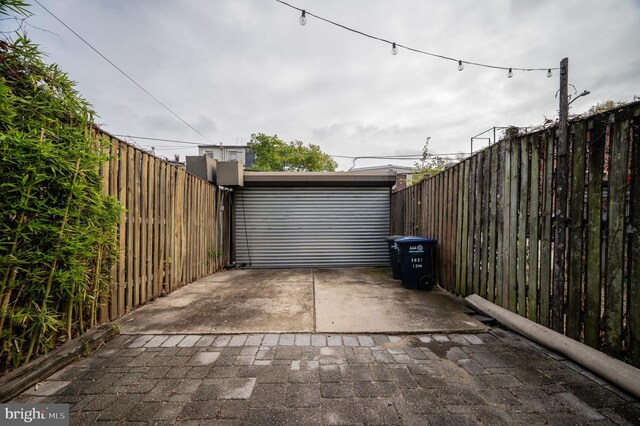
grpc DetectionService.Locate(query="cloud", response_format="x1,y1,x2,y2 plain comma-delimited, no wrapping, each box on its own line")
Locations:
22,0,640,168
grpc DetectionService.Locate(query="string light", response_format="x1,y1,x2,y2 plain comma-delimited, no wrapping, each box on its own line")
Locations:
274,0,559,78
299,10,306,25
547,69,552,78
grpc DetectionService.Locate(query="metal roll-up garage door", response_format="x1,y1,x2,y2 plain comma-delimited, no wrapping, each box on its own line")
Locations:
235,187,390,267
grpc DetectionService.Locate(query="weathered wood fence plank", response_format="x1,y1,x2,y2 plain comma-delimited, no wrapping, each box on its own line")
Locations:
527,135,541,322
517,137,529,316
539,132,554,327
567,121,587,339
604,110,630,356
585,118,606,348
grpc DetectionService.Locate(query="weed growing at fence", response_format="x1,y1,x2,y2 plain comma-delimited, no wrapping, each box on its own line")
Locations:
0,5,121,372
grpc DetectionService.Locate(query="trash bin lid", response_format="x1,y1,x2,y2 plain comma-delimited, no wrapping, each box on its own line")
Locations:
396,236,437,245
384,235,404,241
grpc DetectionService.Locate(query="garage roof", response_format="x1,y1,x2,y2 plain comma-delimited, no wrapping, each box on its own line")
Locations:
243,171,396,187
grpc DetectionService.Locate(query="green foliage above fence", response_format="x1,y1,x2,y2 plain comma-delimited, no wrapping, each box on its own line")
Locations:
0,29,120,372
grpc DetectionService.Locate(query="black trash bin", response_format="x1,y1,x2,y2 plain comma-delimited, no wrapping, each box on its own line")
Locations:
396,236,437,290
385,235,404,279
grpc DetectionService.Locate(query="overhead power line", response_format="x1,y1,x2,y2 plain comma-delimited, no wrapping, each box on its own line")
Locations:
33,0,214,144
112,134,203,146
115,134,469,159
275,0,559,76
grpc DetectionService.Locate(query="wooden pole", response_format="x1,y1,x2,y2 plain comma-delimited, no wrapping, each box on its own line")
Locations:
552,57,569,332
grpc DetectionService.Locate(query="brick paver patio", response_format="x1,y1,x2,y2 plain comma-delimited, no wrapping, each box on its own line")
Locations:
13,329,640,425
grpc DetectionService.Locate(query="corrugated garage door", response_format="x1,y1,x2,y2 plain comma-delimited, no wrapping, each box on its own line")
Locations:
235,187,390,267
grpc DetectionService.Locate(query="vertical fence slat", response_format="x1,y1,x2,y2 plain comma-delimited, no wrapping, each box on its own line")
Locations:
131,149,141,308
495,144,504,306
455,166,464,295
488,145,499,303
98,140,110,323
501,141,512,308
460,160,470,296
447,170,455,290
629,111,640,365
528,135,541,322
125,146,135,312
466,158,476,296
517,138,529,316
567,121,587,339
118,143,127,316
473,153,483,295
157,162,166,296
140,153,148,304
604,110,630,356
509,141,519,312
108,140,119,320
539,132,554,327
585,119,606,347
166,165,174,293
480,149,490,299
451,168,458,292
146,156,154,301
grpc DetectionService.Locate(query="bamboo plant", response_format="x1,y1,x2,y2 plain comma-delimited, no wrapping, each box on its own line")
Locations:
0,2,121,372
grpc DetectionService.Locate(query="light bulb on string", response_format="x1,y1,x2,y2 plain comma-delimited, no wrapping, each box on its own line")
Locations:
391,42,398,55
507,68,513,78
547,69,552,78
458,60,464,71
299,10,306,26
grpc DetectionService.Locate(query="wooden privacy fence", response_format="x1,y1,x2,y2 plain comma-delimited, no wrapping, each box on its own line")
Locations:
391,101,640,367
96,130,231,322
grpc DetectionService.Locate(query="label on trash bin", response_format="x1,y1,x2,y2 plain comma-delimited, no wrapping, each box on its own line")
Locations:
409,245,424,253
411,257,423,269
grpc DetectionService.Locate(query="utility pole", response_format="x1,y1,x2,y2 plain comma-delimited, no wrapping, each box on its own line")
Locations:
552,57,569,333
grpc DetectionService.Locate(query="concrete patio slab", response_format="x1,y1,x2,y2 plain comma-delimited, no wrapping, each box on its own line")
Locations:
120,269,314,334
120,267,485,335
314,268,486,333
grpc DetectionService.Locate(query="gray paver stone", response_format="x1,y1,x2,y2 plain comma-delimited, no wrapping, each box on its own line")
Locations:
194,335,215,347
358,336,375,347
213,335,231,347
279,334,295,346
262,334,279,346
342,336,359,347
178,335,201,347
162,335,186,347
311,334,327,346
195,378,256,400
327,335,342,346
228,335,248,347
129,335,153,348
145,335,169,348
245,334,264,346
295,334,311,346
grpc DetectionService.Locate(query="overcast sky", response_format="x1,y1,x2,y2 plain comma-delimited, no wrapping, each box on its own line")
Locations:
8,0,640,170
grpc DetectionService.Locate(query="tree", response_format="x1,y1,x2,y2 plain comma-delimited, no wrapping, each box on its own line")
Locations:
586,100,625,115
408,138,446,185
247,133,337,172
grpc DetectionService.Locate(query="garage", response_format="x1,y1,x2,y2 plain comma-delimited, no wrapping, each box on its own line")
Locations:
234,172,396,268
